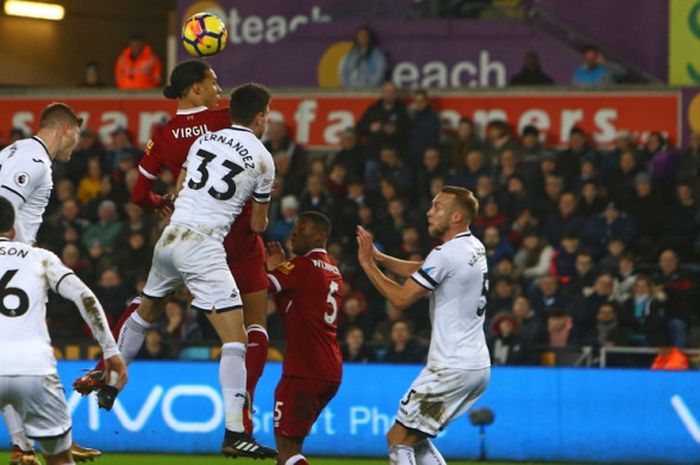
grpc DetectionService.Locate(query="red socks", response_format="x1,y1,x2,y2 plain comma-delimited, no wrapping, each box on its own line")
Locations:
245,326,269,404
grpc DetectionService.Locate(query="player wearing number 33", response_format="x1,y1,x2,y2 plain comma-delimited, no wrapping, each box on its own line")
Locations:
356,186,490,465
265,211,343,465
135,83,276,459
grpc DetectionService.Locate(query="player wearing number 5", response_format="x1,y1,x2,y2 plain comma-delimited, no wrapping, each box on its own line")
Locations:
356,186,490,465
265,212,343,465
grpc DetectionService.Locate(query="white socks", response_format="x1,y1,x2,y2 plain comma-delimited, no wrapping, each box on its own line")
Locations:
3,405,33,451
390,445,416,465
117,312,151,364
415,439,447,465
390,441,445,465
285,454,309,465
220,342,247,433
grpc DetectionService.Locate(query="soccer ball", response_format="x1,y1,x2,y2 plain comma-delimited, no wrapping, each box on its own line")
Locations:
181,12,228,57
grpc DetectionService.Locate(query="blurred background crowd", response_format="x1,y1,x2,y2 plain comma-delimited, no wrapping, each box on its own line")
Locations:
3,80,698,368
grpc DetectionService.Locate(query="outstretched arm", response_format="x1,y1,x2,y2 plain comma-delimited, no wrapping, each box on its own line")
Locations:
357,226,428,310
357,226,423,278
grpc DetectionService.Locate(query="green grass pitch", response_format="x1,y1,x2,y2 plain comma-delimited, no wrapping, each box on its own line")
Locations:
0,452,581,464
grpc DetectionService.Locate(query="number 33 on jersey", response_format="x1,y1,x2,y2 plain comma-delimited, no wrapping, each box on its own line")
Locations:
267,248,343,382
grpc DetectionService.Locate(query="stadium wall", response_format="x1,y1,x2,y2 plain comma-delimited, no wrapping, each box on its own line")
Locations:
4,361,697,463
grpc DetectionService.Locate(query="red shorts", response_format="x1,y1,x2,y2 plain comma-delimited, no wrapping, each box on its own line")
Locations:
228,236,267,294
273,375,340,438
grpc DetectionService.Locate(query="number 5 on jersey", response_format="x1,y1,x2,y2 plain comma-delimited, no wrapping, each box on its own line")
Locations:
324,281,340,324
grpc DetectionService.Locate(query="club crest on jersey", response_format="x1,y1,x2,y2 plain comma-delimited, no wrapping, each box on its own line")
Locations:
14,172,29,187
145,139,154,155
277,261,295,275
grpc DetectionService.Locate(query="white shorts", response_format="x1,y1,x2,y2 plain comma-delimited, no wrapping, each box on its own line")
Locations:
143,224,243,312
396,365,490,437
0,374,72,443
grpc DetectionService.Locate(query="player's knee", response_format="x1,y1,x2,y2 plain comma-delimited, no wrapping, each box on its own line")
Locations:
39,431,72,462
137,299,162,322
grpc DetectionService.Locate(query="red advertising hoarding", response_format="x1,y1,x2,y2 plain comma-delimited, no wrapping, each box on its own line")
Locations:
0,92,680,149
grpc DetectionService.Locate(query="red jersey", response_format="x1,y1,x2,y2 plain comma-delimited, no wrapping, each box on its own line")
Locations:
134,106,261,264
268,249,343,382
138,106,230,181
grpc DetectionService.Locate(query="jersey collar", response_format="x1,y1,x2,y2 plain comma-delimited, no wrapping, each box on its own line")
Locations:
0,237,9,242
175,106,208,115
304,248,327,256
31,136,51,160
454,230,473,239
230,124,254,134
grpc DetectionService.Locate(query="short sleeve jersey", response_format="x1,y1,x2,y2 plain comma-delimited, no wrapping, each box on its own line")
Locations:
268,249,343,382
139,106,231,180
0,239,76,375
170,126,275,241
411,231,491,370
0,137,53,244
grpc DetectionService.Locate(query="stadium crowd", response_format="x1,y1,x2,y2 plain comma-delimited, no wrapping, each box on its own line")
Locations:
1,82,699,368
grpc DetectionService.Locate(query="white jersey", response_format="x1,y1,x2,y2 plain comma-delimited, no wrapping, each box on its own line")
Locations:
411,230,490,370
0,238,118,375
0,137,53,244
171,125,274,241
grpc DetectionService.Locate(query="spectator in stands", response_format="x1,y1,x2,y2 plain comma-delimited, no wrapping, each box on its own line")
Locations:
489,312,528,365
267,195,299,243
137,328,173,359
570,272,615,342
472,195,507,236
382,320,427,364
366,145,414,196
582,303,630,365
115,33,162,89
607,151,640,206
334,128,365,182
161,299,202,344
517,125,545,181
678,131,700,199
512,296,546,354
578,180,606,218
265,120,308,197
92,267,131,322
341,326,376,363
483,225,514,270
600,129,637,182
536,173,563,220
448,117,481,171
571,45,612,86
356,81,410,158
545,192,583,246
298,174,334,220
489,278,518,316
416,146,447,199
645,132,679,196
338,295,371,340
621,275,666,347
625,172,664,258
339,26,387,88
581,202,637,258
509,51,553,86
77,157,103,205
530,275,565,314
653,249,694,348
557,127,594,188
513,227,553,283
483,120,517,165
407,89,440,168
61,243,92,284
599,236,627,273
105,127,142,174
564,250,597,299
550,232,581,283
65,129,105,185
494,149,520,189
500,175,537,222
116,231,152,284
661,183,700,256
81,200,123,252
79,60,105,87
612,253,637,303
446,149,488,191
546,307,573,348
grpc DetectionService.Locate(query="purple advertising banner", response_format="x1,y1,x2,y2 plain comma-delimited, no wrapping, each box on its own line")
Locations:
176,0,581,88
531,0,669,81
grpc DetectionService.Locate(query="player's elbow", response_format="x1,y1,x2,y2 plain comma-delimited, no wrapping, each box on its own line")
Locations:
250,216,268,234
391,296,411,311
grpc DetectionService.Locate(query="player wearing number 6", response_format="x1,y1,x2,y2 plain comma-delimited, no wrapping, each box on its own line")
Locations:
265,211,343,465
121,83,276,459
356,186,490,465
